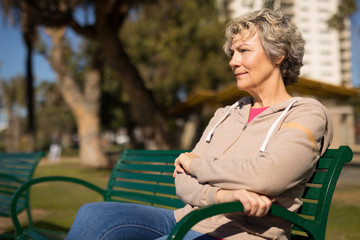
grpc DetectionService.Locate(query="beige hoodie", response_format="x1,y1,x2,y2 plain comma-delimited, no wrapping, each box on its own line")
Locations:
174,97,333,240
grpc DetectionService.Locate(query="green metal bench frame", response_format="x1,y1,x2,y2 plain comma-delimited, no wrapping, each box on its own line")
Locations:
10,146,352,240
0,152,45,239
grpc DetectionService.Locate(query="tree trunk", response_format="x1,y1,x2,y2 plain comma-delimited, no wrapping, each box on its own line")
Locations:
46,27,108,167
21,9,37,152
95,20,171,149
76,110,105,167
23,33,36,152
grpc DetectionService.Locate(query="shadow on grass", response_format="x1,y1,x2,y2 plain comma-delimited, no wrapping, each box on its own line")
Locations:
2,222,69,240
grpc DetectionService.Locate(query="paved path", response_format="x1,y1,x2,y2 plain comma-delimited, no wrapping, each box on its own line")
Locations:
337,152,360,186
338,164,360,186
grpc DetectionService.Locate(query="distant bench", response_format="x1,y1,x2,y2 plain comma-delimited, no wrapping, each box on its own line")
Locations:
0,152,45,239
10,146,352,240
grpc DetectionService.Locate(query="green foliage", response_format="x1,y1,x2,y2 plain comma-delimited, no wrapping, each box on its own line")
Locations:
0,75,26,107
327,0,358,30
122,0,234,108
101,65,127,130
36,81,76,149
0,76,26,152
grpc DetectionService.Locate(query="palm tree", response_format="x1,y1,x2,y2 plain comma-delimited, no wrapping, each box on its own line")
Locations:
327,0,358,30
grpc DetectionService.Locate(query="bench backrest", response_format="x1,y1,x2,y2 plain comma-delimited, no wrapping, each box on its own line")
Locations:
105,149,186,209
0,152,45,216
292,146,353,239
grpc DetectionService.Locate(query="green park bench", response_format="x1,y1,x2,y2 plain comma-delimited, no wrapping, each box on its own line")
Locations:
10,146,352,240
0,152,45,239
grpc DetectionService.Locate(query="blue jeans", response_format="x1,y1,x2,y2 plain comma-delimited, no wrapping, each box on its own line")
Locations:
65,202,217,240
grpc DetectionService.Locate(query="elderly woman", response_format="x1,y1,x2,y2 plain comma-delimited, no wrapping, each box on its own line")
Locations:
66,8,333,240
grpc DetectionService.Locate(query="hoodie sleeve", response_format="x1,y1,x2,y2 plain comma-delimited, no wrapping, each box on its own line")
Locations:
174,107,229,206
188,100,333,196
175,173,220,206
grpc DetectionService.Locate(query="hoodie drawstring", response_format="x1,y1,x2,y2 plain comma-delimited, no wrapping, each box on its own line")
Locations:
259,98,299,152
206,101,240,142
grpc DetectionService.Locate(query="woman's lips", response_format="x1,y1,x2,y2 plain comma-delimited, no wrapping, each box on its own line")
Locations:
235,72,247,77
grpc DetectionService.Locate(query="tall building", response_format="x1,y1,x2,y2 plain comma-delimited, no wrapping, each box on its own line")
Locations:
226,0,353,87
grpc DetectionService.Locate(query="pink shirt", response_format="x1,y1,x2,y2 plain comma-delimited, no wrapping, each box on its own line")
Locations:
248,106,269,123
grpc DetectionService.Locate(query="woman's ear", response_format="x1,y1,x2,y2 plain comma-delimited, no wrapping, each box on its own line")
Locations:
275,54,285,65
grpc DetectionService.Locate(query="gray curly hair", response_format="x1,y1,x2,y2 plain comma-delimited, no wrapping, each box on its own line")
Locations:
224,8,305,85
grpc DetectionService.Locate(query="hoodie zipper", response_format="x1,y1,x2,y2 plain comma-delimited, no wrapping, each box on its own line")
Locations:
222,107,251,155
243,107,251,130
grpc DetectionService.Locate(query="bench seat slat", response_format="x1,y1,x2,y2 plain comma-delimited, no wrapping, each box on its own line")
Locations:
120,157,175,162
297,201,318,217
117,163,175,173
112,181,176,196
0,197,26,207
308,171,327,184
302,186,322,200
0,198,26,215
0,173,28,181
0,167,35,172
124,150,185,156
108,190,184,208
0,188,19,197
0,160,38,164
121,155,177,163
112,172,175,184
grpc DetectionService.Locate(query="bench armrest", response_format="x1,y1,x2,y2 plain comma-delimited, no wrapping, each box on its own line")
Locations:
10,176,107,238
167,201,316,240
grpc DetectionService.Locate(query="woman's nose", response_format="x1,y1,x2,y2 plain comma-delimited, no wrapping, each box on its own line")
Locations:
229,52,240,68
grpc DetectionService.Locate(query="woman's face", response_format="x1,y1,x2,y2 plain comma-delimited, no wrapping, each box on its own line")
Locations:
229,31,281,95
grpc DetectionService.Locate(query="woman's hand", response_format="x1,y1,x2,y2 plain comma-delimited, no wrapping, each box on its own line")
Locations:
216,189,274,217
173,152,199,177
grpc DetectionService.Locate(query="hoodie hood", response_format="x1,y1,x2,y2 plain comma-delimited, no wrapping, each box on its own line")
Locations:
205,96,333,155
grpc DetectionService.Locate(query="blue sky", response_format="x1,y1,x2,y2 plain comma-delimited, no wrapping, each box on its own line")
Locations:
0,16,55,83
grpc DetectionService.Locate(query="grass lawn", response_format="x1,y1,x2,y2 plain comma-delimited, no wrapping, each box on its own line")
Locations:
29,157,112,230
326,184,360,240
3,156,360,239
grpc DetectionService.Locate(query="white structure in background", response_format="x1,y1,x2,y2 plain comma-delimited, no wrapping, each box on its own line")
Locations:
0,109,6,131
226,0,353,87
0,99,7,131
